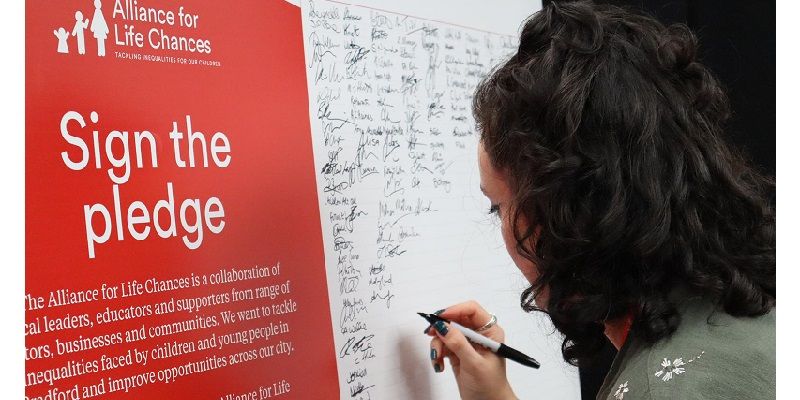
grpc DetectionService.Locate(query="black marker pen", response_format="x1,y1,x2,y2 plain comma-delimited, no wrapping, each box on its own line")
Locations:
418,312,540,369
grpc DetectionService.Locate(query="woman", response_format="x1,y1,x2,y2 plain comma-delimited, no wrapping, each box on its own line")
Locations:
425,1,775,399
90,0,109,57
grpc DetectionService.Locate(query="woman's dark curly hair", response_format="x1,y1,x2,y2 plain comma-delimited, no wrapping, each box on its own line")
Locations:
473,0,775,366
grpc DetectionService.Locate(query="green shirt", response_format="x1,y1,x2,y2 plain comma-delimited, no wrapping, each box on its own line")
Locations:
596,290,775,399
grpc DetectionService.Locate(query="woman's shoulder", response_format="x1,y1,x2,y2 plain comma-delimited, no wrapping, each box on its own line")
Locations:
597,295,775,400
644,295,775,399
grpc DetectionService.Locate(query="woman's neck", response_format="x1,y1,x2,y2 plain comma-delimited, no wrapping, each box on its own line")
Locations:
604,313,634,350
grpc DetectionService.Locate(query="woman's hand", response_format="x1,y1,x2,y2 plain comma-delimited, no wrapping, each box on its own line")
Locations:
426,301,518,400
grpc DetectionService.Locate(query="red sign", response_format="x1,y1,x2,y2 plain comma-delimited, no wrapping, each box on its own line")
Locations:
26,1,338,398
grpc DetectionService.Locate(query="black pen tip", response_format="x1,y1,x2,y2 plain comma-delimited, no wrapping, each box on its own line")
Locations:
417,312,437,324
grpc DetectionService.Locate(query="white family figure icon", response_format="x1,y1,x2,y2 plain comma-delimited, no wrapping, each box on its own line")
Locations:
53,27,69,53
71,11,89,55
56,1,108,56
90,0,108,56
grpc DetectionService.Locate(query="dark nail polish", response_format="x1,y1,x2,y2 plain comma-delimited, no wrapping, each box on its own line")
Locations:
423,310,445,334
430,348,437,360
434,363,442,373
434,321,448,336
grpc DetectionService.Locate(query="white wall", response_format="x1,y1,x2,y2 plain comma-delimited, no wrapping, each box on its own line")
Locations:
285,0,542,36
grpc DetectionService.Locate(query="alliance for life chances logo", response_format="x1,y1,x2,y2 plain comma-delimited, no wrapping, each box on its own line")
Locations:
52,0,221,67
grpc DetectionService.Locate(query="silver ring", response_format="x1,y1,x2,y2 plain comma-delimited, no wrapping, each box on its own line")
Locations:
476,314,497,332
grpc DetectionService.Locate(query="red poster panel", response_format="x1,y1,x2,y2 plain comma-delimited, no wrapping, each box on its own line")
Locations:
25,1,339,398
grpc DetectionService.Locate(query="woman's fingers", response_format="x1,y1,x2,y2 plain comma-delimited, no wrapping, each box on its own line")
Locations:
429,336,445,373
435,300,505,341
431,320,482,366
423,301,516,400
423,308,447,335
424,300,504,375
438,300,491,328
